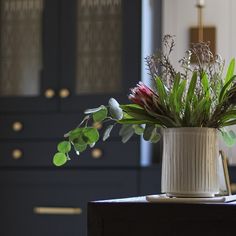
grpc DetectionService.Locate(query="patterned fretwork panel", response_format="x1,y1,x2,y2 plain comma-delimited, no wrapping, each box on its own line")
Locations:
0,0,43,96
76,0,122,94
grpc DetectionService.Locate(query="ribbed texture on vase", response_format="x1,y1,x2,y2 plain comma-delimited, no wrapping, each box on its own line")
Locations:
161,128,219,197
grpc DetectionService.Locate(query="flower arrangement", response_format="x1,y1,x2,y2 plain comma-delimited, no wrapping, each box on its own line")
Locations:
53,35,236,166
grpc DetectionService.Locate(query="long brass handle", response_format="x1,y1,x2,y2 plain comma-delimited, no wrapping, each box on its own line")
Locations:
33,207,82,215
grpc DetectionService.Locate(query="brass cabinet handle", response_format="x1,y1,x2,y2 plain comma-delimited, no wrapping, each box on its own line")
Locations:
12,121,23,132
59,88,70,98
231,183,236,193
91,148,103,159
33,207,82,215
44,88,55,99
12,149,23,160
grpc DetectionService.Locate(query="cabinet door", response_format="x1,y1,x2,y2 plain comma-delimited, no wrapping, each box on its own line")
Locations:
0,0,59,112
59,0,141,111
0,170,138,236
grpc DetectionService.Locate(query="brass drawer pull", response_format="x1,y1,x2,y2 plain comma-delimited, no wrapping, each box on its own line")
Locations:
33,207,82,215
44,88,55,99
59,88,70,98
91,148,102,159
12,121,23,132
12,149,23,160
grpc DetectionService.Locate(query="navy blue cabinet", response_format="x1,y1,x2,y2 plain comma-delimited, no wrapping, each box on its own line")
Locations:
0,170,138,236
0,0,142,235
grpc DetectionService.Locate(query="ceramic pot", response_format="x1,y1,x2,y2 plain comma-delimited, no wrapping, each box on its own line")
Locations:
161,128,219,197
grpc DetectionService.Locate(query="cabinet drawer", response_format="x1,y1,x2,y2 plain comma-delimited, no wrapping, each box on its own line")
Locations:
0,170,138,236
0,114,84,139
0,113,136,139
0,140,139,167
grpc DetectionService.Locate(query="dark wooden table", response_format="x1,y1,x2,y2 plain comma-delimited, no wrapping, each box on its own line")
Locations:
88,196,236,236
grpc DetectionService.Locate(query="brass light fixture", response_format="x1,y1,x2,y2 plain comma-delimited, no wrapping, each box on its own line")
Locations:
190,0,216,55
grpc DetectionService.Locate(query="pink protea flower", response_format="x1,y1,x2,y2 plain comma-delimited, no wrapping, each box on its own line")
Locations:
128,82,158,110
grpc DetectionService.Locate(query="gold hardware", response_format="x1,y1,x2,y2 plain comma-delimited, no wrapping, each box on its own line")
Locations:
12,149,23,160
231,183,236,193
44,89,55,99
91,148,102,159
12,121,23,132
59,88,70,98
196,0,205,42
33,207,82,215
93,122,102,130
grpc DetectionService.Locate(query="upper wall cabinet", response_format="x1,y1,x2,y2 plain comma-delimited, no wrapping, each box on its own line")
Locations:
0,0,141,112
0,0,59,112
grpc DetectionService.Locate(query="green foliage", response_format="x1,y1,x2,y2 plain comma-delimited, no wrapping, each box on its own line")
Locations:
221,129,236,147
53,37,236,166
155,76,167,107
119,124,135,143
132,124,144,135
103,124,114,141
57,141,71,153
225,58,235,84
109,98,123,120
92,106,108,122
53,152,68,166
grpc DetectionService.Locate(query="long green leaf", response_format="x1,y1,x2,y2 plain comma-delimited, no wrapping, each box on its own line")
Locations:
176,79,186,113
120,105,157,123
201,72,210,99
169,73,181,113
146,109,177,127
155,76,167,107
118,118,155,125
225,58,235,84
219,75,236,103
220,119,236,127
183,72,198,125
186,71,198,104
191,97,210,126
120,104,143,110
218,110,236,126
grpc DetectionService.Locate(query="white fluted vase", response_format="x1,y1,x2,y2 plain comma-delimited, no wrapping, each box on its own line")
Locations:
161,128,219,198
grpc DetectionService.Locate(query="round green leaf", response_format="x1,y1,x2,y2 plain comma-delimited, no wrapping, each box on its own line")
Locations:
143,124,155,141
84,105,105,114
93,106,108,122
53,152,67,166
103,124,114,141
150,132,161,143
83,127,99,144
132,125,144,135
57,141,71,153
119,124,135,143
68,128,83,142
74,143,87,153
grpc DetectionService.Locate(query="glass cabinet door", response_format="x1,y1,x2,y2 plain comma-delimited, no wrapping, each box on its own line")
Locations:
60,0,141,111
76,0,122,94
0,0,59,112
0,0,43,96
